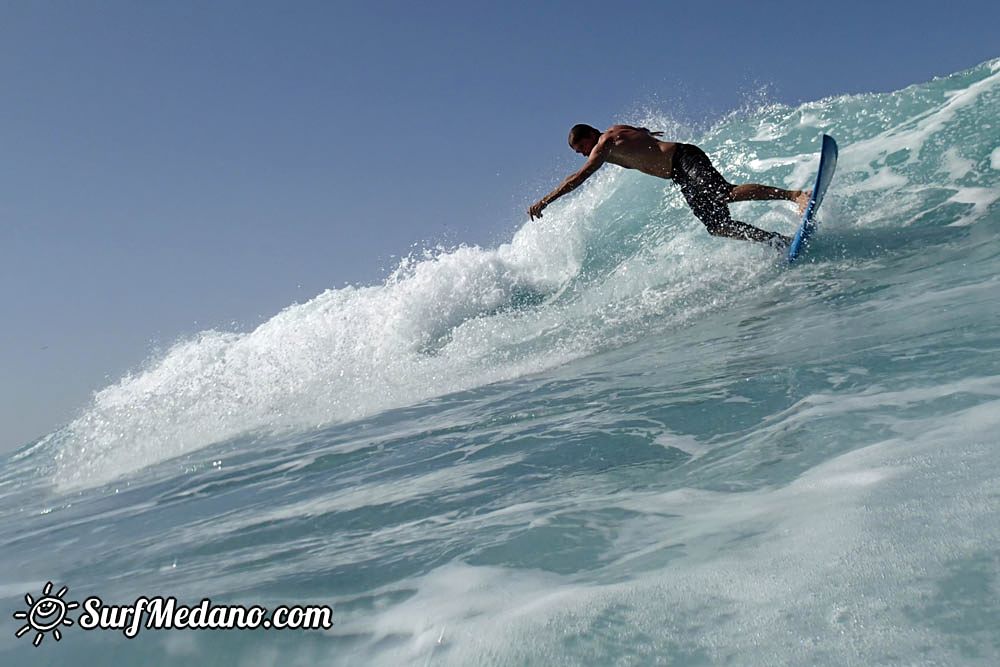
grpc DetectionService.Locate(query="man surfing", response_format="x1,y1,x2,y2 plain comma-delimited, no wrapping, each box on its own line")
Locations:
528,124,809,247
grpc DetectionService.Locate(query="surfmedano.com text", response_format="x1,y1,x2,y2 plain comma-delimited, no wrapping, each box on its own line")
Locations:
78,596,333,638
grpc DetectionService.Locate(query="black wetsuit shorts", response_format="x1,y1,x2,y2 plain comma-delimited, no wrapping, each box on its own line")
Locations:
671,143,734,231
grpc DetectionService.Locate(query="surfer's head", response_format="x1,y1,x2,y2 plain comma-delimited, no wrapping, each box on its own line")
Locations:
568,124,601,156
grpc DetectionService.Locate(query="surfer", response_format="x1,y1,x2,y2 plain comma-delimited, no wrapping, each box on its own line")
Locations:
528,124,810,247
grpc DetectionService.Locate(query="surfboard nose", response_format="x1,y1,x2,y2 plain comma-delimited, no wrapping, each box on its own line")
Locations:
788,134,839,263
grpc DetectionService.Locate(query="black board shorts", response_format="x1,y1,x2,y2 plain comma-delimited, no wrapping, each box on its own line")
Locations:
671,143,734,229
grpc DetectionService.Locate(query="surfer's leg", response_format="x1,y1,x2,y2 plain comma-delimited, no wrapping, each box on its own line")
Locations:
682,186,791,245
729,184,811,215
673,145,791,246
707,215,791,246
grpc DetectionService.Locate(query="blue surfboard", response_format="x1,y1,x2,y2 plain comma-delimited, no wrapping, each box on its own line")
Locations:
787,134,838,262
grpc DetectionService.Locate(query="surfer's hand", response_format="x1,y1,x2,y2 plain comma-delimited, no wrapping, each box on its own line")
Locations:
528,200,546,220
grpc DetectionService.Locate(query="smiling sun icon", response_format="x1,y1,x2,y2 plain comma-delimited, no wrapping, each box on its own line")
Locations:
13,582,79,647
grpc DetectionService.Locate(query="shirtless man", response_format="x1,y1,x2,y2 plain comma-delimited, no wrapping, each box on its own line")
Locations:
528,124,810,247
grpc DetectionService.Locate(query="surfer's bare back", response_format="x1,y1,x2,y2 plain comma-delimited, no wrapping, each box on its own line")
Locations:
528,124,810,246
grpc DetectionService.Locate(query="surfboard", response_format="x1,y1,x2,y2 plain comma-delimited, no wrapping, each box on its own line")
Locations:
787,134,839,262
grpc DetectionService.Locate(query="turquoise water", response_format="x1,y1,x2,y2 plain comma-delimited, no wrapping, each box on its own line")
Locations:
3,59,999,665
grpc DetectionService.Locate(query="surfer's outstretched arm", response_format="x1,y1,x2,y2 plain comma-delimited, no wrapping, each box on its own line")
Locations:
529,137,610,220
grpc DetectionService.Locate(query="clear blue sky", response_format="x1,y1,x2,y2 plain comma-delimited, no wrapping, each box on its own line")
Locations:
2,0,998,452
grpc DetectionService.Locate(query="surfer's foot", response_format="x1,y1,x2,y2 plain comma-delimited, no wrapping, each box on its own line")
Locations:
794,190,811,216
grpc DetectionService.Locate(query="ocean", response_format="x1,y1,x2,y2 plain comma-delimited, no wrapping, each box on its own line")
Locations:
3,58,999,665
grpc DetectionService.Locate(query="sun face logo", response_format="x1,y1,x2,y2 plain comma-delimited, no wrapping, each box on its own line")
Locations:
13,582,79,647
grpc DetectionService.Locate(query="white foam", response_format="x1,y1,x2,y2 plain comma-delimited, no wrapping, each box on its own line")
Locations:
836,166,908,194
653,431,710,458
945,187,1000,226
840,66,1000,176
941,147,975,180
749,121,784,142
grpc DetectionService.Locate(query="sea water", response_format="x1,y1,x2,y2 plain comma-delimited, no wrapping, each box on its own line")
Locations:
2,58,999,665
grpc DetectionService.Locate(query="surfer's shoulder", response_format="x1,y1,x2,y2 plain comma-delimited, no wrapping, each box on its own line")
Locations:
607,124,662,138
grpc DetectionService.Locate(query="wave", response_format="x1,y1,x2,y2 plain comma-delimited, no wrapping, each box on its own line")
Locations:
40,57,1000,490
